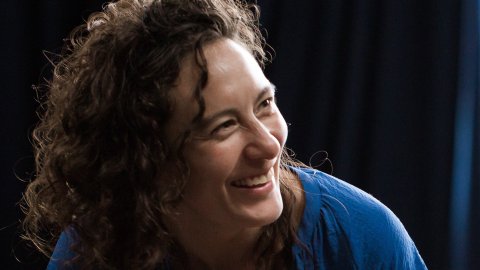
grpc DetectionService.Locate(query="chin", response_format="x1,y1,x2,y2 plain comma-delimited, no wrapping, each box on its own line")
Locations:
248,198,284,227
264,207,284,226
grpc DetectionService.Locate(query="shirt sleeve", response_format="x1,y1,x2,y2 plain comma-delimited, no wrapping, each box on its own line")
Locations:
47,230,77,270
292,167,428,270
346,189,427,269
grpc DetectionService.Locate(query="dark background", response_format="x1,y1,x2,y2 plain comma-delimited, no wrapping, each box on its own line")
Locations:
1,0,478,269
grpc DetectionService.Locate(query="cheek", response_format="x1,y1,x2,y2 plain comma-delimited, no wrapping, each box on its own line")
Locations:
180,145,238,205
184,143,238,178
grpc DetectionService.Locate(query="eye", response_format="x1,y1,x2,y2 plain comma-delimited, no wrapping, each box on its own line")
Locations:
211,119,237,135
260,97,273,108
257,96,276,116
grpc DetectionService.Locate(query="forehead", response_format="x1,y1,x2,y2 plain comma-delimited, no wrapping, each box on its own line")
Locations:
175,39,263,98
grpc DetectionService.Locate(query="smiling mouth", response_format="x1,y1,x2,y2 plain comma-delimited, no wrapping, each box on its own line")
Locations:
231,174,271,188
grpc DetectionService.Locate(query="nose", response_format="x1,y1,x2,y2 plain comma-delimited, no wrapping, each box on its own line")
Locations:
243,121,281,161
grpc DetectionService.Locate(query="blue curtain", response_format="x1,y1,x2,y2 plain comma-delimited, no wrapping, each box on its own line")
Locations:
449,0,480,268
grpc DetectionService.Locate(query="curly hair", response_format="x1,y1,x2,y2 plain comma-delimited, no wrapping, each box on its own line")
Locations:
22,0,300,269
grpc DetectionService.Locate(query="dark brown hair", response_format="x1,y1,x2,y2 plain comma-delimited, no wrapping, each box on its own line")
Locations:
22,0,299,269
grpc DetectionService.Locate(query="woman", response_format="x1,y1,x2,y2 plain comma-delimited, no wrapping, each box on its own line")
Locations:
23,0,427,269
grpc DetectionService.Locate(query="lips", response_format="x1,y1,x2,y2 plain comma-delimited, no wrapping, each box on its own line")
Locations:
231,173,270,188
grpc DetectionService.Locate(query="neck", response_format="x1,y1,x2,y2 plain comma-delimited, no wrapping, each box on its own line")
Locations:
167,216,262,270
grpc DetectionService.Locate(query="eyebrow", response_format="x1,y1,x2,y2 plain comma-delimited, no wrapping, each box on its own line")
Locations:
193,83,277,128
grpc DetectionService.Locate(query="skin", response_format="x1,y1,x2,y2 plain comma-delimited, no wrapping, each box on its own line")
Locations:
165,38,289,269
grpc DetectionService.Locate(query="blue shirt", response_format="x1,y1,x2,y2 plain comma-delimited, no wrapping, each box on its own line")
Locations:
48,167,427,269
291,167,427,269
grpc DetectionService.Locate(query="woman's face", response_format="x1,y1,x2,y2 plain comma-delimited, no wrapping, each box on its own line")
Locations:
167,39,288,233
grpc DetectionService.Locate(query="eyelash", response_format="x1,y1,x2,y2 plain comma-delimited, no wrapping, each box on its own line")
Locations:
212,120,236,134
260,97,273,108
259,97,276,114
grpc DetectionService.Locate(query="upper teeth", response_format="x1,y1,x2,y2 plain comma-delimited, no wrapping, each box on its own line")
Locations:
232,174,269,187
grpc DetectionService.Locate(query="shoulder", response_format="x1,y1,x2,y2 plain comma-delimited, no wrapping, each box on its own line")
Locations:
291,167,427,269
293,166,392,228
